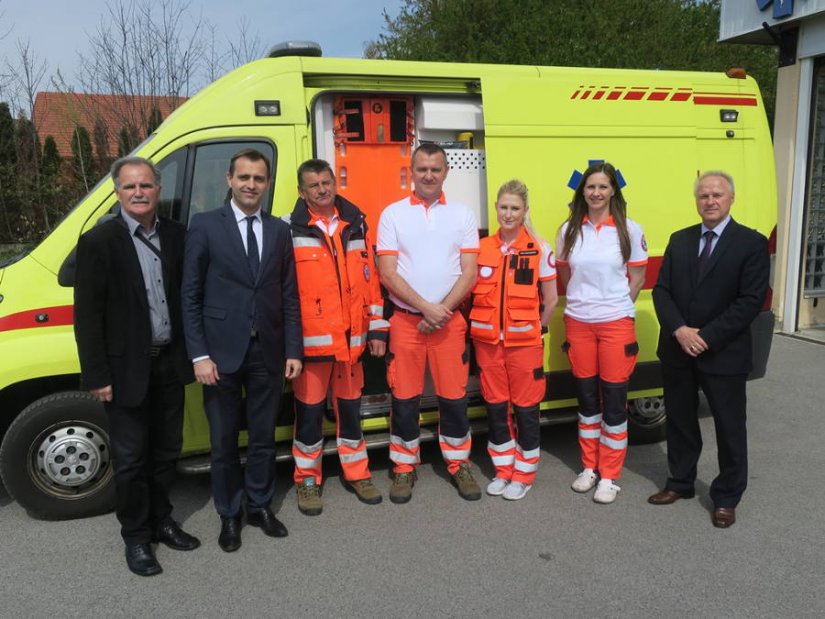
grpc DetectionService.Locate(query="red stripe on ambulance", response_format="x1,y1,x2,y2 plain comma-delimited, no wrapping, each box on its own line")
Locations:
0,305,74,332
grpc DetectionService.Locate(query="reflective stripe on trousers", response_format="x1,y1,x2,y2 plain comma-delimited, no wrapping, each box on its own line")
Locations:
598,420,628,480
578,412,602,471
389,434,421,469
439,431,472,474
292,438,323,484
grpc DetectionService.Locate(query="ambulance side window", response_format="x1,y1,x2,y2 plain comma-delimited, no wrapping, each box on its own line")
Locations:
155,150,185,221
185,141,276,224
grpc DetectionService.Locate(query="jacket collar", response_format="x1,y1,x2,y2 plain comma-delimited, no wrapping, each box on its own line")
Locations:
494,226,534,251
290,194,363,228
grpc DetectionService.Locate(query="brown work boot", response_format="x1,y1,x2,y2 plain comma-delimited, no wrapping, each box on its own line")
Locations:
347,478,383,505
452,463,481,501
296,478,323,516
389,471,417,504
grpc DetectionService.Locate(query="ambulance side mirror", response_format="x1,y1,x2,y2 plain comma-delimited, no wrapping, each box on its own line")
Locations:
58,249,77,287
58,207,121,287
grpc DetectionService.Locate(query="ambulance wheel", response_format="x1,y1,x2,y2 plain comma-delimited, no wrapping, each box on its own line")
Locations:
0,391,115,520
627,396,666,444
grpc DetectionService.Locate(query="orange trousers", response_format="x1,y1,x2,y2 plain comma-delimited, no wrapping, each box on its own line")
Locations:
387,311,470,474
475,340,543,484
291,361,370,484
564,316,637,480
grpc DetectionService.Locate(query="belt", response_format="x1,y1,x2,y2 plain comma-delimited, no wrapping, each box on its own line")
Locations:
150,345,169,357
393,306,421,315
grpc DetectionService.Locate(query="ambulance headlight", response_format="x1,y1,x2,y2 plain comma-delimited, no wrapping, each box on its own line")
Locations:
720,109,738,122
255,100,281,116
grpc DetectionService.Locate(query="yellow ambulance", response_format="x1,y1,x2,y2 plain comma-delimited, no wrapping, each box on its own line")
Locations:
0,43,776,519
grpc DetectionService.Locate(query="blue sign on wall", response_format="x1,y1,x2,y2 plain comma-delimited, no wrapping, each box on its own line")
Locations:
757,0,795,19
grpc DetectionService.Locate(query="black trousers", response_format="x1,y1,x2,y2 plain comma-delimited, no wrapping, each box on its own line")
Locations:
107,350,184,545
203,338,284,518
662,363,748,508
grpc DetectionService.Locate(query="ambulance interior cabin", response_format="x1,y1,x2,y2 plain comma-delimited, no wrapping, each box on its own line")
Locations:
312,94,488,233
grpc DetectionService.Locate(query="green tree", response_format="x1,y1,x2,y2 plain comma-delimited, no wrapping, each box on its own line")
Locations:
117,125,140,157
41,136,61,180
146,106,163,134
0,102,17,241
70,125,96,193
366,0,778,124
93,121,112,177
13,115,46,235
40,136,70,230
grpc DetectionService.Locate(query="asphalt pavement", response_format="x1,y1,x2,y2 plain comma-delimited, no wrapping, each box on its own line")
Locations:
1,333,823,617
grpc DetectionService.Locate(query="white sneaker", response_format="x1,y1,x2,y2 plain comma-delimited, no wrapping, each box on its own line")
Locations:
503,481,531,501
571,468,598,493
593,479,621,504
486,477,509,496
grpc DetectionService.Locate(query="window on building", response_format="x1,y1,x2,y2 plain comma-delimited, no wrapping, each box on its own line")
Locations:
804,60,825,297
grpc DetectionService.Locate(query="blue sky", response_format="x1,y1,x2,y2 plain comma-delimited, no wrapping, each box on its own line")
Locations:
0,0,404,101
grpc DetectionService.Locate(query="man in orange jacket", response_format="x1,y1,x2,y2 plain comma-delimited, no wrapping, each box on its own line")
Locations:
286,159,389,515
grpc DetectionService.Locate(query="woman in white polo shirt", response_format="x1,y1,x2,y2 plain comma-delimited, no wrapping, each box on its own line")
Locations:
556,162,647,504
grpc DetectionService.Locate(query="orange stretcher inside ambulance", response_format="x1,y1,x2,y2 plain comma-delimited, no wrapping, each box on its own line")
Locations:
0,42,776,519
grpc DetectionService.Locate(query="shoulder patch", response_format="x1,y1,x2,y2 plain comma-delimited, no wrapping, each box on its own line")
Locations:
640,234,648,252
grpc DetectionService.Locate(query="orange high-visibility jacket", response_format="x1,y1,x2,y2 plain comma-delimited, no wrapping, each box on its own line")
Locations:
470,229,543,347
287,196,388,362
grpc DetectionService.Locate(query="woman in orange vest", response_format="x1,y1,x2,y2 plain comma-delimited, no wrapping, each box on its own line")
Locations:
556,162,648,504
469,179,558,501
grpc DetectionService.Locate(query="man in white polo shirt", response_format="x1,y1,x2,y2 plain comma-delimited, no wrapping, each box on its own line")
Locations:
377,143,480,503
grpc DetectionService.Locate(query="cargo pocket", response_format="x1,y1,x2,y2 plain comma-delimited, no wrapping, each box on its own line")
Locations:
385,351,397,390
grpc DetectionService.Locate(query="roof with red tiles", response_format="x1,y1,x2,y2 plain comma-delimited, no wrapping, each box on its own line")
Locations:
32,92,186,158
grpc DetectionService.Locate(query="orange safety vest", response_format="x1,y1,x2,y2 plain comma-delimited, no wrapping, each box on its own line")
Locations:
470,228,542,347
288,196,388,363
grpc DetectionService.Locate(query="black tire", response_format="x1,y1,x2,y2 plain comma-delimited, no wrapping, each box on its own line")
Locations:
0,391,115,520
627,396,667,444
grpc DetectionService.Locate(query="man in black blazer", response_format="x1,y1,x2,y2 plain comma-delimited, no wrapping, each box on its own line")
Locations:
649,171,769,528
182,148,302,552
74,157,199,577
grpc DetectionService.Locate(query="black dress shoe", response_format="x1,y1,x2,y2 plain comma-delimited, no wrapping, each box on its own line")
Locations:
125,543,162,577
155,520,201,551
218,517,242,552
247,508,288,538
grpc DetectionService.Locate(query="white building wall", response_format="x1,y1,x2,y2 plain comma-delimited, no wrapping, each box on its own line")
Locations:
721,1,825,332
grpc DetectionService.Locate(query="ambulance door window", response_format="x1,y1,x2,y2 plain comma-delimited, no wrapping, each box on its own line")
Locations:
184,141,276,224
155,149,185,221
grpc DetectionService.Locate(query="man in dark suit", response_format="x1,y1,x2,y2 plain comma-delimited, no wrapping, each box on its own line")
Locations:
74,156,199,577
182,148,302,552
649,171,769,528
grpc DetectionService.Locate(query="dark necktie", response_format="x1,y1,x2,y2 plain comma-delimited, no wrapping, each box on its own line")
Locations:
246,216,260,281
698,230,715,274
